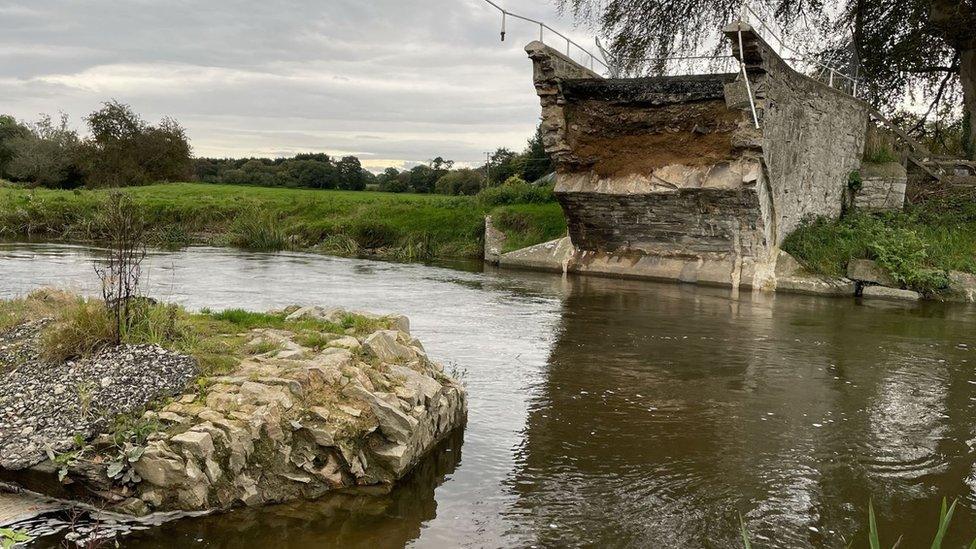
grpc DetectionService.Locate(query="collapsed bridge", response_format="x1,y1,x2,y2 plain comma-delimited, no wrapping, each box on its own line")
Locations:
488,22,907,292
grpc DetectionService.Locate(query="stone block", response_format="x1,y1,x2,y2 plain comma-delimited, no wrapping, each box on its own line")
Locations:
861,285,921,302
944,271,976,303
846,259,897,286
776,275,855,297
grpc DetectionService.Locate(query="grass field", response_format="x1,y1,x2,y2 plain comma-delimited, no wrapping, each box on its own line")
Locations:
0,182,567,260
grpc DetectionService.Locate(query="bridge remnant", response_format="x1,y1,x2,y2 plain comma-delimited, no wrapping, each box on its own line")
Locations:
518,23,873,290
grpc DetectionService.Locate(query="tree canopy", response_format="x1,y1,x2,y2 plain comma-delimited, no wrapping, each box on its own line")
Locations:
560,0,976,158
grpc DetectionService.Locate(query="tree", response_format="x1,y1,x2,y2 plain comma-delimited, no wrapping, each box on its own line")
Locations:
336,155,366,190
82,100,192,186
0,115,30,179
408,164,438,193
7,113,83,188
520,124,554,182
435,168,485,195
485,148,518,186
560,0,976,159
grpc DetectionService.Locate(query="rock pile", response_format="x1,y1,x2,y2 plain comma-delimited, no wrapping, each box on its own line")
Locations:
64,306,463,515
0,303,466,516
0,323,196,470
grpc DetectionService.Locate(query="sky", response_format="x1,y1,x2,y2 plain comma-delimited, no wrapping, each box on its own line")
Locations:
0,0,601,171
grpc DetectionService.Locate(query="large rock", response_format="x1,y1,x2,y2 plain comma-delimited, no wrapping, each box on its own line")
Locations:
776,275,856,297
363,331,417,363
945,271,976,303
862,285,922,302
846,259,897,287
63,317,466,515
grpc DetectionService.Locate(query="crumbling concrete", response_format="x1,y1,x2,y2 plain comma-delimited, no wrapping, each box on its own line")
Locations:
520,23,874,292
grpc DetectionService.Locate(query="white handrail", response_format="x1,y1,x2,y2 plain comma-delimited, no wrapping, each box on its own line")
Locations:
739,2,859,93
480,0,609,72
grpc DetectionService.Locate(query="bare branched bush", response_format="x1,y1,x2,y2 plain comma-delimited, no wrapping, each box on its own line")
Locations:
93,191,146,344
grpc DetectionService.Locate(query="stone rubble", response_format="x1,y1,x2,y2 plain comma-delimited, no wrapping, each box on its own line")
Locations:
0,322,196,470
120,308,465,514
1,305,466,516
0,305,467,516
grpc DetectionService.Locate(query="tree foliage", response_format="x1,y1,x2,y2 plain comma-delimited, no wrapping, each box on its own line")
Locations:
82,101,192,187
559,0,976,158
6,113,83,188
0,102,192,188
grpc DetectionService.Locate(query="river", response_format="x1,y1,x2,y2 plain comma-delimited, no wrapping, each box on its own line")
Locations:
2,242,976,548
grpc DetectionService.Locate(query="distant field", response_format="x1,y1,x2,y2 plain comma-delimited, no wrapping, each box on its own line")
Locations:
0,182,567,260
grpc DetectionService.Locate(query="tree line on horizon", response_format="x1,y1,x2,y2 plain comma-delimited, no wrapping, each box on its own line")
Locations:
0,101,192,189
1,103,554,195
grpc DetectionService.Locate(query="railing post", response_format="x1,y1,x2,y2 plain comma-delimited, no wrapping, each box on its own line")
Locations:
539,23,543,41
736,22,761,129
828,69,834,87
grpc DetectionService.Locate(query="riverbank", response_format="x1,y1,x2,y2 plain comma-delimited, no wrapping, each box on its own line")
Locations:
0,182,566,261
783,197,976,295
0,290,466,524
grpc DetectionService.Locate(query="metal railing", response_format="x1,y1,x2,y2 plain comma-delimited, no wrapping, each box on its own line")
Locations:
480,0,609,73
739,2,859,96
477,0,860,98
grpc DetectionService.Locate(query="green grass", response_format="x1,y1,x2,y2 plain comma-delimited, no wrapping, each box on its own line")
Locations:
0,291,394,376
0,182,565,260
491,203,568,253
783,198,976,294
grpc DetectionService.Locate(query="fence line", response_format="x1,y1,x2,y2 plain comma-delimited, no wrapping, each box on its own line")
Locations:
480,0,609,73
477,0,860,97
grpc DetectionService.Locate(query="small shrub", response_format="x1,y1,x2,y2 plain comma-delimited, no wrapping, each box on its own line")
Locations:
477,182,555,207
868,226,949,293
94,191,147,344
228,207,287,251
352,220,398,249
39,297,115,362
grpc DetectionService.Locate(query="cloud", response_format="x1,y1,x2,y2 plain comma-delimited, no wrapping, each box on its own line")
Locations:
0,0,600,166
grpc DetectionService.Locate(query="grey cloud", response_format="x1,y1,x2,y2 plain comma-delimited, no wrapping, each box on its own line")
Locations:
0,0,599,165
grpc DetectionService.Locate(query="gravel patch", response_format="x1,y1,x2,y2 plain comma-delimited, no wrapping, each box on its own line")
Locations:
0,322,197,470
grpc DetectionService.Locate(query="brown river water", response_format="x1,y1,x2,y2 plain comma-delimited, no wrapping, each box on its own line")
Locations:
2,243,976,548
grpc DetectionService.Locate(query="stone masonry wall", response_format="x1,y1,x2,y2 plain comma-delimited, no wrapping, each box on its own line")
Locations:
522,25,870,289
727,24,870,244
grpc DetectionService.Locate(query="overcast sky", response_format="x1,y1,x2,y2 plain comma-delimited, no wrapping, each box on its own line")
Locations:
0,0,602,170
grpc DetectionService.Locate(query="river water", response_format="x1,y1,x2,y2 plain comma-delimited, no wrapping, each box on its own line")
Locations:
2,242,976,548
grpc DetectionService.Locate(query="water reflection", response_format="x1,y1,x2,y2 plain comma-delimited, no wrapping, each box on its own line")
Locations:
509,276,976,548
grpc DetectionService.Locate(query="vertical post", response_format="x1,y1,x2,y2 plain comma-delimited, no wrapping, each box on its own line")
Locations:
485,152,491,186
566,37,571,55
539,23,543,42
736,22,760,129
828,69,834,87
500,12,506,41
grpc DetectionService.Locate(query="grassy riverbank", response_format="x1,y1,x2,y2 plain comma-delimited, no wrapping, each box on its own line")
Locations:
0,182,567,260
783,197,976,293
0,289,392,377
